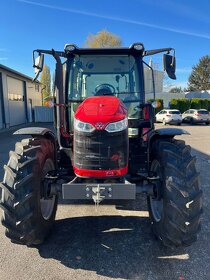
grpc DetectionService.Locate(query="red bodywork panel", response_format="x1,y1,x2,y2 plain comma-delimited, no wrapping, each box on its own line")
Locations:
73,96,128,178
74,96,127,129
74,166,128,178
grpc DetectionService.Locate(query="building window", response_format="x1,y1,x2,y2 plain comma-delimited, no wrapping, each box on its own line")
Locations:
8,93,23,101
7,76,24,102
35,83,39,92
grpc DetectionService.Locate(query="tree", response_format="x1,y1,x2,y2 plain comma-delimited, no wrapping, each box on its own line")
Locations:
85,29,122,48
169,86,183,93
188,55,210,91
40,64,51,104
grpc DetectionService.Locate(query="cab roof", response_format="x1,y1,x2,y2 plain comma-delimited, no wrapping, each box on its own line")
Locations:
64,43,145,56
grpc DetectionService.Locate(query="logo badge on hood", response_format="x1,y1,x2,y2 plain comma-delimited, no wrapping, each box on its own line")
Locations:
95,122,105,130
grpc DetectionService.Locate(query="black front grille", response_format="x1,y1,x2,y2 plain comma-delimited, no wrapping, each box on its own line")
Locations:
74,129,128,170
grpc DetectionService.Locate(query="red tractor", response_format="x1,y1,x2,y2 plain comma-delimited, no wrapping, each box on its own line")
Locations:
0,43,202,247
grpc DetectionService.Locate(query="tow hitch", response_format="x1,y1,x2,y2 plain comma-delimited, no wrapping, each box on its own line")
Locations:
62,180,136,202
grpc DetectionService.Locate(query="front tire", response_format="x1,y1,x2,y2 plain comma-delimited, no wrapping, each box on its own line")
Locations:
148,139,202,247
0,138,58,245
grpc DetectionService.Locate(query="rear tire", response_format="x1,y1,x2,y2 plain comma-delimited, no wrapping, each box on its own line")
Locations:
0,138,58,245
147,138,202,247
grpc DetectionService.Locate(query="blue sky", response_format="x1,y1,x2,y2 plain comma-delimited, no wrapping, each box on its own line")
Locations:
0,0,210,89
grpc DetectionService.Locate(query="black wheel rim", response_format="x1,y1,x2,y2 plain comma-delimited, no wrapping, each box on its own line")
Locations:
40,159,56,220
150,159,163,222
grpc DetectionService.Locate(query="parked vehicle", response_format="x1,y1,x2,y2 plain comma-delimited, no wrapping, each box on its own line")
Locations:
0,43,202,248
155,109,182,125
182,109,210,125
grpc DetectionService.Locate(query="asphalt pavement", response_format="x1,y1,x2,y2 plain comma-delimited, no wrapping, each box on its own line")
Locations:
0,123,210,280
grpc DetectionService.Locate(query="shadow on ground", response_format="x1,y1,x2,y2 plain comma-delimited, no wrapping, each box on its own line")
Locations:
37,215,190,279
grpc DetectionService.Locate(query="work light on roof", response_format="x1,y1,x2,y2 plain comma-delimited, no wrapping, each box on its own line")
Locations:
64,44,76,52
133,43,144,51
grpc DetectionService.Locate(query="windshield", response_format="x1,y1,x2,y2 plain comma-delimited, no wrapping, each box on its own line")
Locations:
169,110,181,114
68,54,142,118
198,110,208,114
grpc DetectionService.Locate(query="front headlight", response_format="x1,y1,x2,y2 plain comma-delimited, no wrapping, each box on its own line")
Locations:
105,118,128,133
74,119,95,133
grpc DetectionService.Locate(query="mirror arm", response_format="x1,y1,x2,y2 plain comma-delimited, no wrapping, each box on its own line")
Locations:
34,49,65,58
32,72,40,82
32,49,66,82
144,47,174,56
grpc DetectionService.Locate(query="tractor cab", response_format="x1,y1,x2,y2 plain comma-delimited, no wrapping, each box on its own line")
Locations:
32,43,176,144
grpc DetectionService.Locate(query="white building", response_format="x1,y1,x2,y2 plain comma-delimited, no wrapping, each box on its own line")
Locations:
0,64,42,129
144,68,164,96
185,90,210,99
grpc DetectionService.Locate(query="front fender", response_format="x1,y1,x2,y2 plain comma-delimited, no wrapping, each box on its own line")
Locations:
148,128,190,145
147,127,190,169
14,127,56,142
147,127,190,170
150,127,190,137
14,126,58,170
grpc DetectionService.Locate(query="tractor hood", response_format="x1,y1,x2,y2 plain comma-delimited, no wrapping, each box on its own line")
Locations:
74,96,127,126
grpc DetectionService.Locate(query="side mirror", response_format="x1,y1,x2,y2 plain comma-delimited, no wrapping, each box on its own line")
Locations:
33,52,44,81
163,54,176,80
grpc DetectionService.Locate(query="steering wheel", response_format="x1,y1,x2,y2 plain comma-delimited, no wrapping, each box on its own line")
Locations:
95,83,115,96
123,94,138,103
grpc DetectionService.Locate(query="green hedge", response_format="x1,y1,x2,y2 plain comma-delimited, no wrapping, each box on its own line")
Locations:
190,98,210,110
146,98,210,113
170,98,191,113
169,98,210,112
